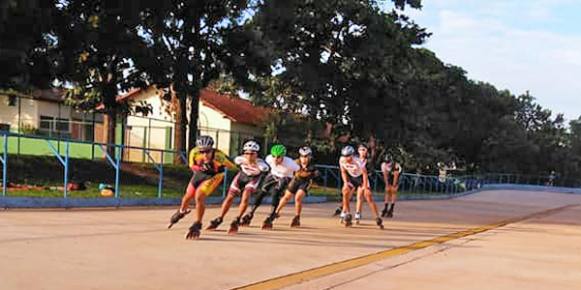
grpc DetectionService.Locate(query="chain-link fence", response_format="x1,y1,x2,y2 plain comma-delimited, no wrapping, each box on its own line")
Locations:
0,94,269,164
314,165,559,198
0,132,568,201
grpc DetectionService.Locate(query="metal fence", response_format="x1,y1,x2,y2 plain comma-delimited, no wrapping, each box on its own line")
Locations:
1,93,272,165
0,131,259,199
0,131,561,200
314,165,558,197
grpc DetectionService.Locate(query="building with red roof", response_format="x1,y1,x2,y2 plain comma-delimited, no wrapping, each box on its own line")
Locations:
119,86,270,157
0,86,270,161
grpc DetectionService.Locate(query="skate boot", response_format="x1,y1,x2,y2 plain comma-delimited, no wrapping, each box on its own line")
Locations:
381,207,389,218
240,212,254,226
262,215,274,230
228,217,241,234
185,222,202,239
206,217,223,230
344,213,353,227
355,212,362,224
290,215,301,227
168,209,191,229
376,217,384,229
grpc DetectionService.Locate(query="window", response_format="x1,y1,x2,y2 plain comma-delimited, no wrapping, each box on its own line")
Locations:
39,116,53,131
56,118,69,132
39,116,70,134
8,95,17,107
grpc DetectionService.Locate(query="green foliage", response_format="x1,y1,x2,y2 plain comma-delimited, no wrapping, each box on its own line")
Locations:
246,0,581,185
0,0,56,90
4,0,581,185
19,124,38,135
50,0,152,111
132,0,274,153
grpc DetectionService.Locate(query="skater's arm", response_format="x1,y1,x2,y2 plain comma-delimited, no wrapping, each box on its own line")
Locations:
310,166,321,179
340,166,351,187
234,156,244,165
188,148,202,171
362,167,370,189
257,159,270,173
219,151,239,171
381,164,389,187
288,157,300,172
394,165,402,186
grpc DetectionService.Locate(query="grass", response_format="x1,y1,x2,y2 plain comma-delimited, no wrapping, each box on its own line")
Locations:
3,154,191,198
6,184,184,199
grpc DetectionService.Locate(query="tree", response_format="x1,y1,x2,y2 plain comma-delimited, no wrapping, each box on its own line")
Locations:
49,0,152,152
0,0,56,92
134,0,272,161
250,0,428,161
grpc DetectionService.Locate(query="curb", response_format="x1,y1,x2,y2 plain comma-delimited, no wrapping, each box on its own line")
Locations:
1,184,576,209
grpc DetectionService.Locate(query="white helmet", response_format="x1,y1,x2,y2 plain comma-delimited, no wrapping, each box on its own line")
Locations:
242,140,260,152
341,145,355,156
299,146,312,156
196,135,214,149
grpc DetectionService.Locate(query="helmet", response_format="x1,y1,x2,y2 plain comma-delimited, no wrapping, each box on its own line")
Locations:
341,145,355,156
384,154,393,162
299,146,312,156
270,144,287,157
196,135,214,149
242,140,260,152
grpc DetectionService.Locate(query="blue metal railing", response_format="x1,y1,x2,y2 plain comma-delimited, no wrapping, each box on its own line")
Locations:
1,134,7,196
313,165,558,197
0,131,561,199
0,131,187,198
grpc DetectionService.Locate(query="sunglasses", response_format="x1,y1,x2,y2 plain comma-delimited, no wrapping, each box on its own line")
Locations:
244,152,257,155
199,150,212,154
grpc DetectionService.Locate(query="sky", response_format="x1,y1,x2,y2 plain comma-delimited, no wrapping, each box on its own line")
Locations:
401,0,581,122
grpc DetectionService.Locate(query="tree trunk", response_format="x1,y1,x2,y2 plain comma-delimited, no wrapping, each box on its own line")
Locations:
188,90,200,152
172,87,187,164
103,109,116,157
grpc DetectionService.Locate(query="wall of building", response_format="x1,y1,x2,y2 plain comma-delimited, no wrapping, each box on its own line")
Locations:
123,87,175,162
198,101,233,154
229,122,266,156
0,95,38,131
36,100,71,120
128,86,174,122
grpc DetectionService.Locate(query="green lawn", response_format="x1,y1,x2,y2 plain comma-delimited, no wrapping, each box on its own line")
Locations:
6,184,185,199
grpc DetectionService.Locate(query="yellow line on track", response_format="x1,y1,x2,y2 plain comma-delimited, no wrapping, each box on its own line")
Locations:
233,204,579,290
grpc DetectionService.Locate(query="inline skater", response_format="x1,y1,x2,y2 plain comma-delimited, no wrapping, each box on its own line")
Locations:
265,146,319,229
381,154,403,218
240,144,299,227
339,145,383,229
205,140,269,234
